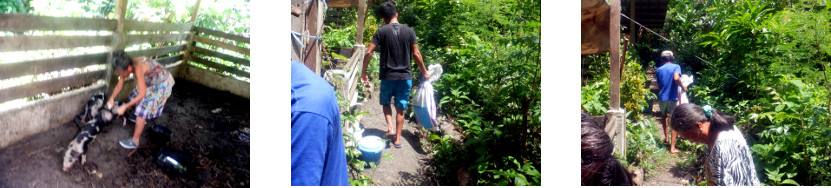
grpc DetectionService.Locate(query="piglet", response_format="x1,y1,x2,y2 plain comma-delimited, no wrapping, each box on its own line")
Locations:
62,102,122,171
75,92,106,126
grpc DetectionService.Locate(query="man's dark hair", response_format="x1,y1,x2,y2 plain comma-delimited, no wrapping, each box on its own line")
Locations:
377,1,397,20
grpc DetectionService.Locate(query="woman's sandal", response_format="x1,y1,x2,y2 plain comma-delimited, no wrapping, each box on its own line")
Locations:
394,142,403,148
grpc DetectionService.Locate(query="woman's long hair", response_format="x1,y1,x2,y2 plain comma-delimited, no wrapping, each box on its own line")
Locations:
112,50,133,71
581,114,632,186
671,103,737,139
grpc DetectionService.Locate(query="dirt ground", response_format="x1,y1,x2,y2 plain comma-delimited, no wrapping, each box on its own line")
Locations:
353,89,463,186
641,70,703,186
0,79,250,187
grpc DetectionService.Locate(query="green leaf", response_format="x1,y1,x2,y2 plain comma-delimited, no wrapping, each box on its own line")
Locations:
789,79,804,89
781,179,800,186
428,134,441,141
514,174,528,186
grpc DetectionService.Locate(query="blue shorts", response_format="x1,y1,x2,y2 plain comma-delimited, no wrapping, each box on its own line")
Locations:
379,79,412,110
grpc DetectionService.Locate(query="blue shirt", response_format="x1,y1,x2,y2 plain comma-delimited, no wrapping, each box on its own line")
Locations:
291,60,349,186
656,62,681,101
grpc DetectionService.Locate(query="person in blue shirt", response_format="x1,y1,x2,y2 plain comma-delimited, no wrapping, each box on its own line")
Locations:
656,50,687,155
291,59,349,186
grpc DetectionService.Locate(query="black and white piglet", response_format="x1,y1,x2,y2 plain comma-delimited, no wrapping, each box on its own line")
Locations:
75,92,106,126
62,102,123,171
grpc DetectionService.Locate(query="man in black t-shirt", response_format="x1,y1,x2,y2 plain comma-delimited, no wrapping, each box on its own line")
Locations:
360,1,429,148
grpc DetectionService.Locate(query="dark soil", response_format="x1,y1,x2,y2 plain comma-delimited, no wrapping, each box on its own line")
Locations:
0,79,250,187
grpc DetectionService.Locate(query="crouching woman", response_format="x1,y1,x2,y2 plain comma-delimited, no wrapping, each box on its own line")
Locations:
670,103,760,186
107,50,175,149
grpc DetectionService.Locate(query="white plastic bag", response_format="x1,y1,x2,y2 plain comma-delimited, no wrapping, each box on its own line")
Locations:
678,74,693,104
412,64,443,132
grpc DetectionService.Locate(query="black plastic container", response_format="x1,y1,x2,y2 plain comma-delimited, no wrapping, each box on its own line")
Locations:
156,147,194,176
150,125,172,145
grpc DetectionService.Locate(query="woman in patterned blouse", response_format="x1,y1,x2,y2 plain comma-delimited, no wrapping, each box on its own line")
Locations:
107,50,176,149
671,104,760,186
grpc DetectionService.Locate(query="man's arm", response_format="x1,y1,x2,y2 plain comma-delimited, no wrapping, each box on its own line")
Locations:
674,73,687,92
360,43,378,85
412,43,429,79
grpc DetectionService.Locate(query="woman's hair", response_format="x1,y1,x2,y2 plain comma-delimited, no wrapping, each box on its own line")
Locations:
581,112,606,130
112,50,133,71
671,103,736,134
581,118,632,186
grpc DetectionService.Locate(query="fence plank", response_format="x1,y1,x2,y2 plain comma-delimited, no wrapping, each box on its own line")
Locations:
192,46,250,67
0,53,108,80
0,13,116,32
194,36,249,56
155,54,183,65
124,34,188,46
0,36,110,52
123,20,192,32
0,70,106,103
189,56,249,78
126,44,185,58
194,27,249,43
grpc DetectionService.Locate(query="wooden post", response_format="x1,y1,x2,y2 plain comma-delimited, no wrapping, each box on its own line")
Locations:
291,0,305,62
303,0,324,75
355,0,367,45
106,0,129,89
184,0,202,63
189,0,201,24
606,0,626,159
610,0,621,110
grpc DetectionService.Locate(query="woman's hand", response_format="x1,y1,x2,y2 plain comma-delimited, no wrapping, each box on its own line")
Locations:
116,105,128,116
106,100,114,109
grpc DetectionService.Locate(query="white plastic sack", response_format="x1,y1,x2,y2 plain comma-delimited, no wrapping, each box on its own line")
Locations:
678,74,693,104
412,64,443,132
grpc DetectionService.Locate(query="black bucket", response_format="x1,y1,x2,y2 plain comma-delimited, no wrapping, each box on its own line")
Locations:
150,125,173,145
156,147,194,176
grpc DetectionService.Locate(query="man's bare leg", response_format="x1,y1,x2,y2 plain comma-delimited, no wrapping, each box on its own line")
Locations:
383,105,395,135
394,107,405,145
662,114,669,143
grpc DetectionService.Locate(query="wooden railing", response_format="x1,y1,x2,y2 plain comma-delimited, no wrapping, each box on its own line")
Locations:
123,20,191,66
0,14,115,103
188,26,250,79
0,12,251,106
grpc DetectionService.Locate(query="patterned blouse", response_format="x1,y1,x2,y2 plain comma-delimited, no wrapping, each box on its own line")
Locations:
140,58,171,86
705,125,761,186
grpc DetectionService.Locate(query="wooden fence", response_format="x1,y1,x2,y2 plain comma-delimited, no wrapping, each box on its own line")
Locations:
0,12,249,105
188,26,250,79
0,14,115,103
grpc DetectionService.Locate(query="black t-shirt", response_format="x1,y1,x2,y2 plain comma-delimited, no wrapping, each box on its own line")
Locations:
371,23,418,80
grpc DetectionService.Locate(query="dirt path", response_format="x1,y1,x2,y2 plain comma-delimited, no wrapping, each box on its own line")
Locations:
641,68,699,186
353,88,462,186
0,80,250,187
643,115,695,186
355,89,432,186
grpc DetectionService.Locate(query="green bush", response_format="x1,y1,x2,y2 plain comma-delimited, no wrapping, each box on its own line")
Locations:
397,0,541,185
